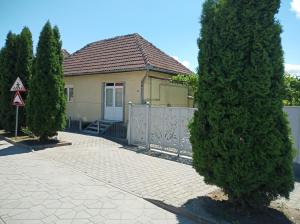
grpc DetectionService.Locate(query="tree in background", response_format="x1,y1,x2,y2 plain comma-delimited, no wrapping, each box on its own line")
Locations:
0,32,18,131
190,0,294,208
27,21,66,141
284,73,300,106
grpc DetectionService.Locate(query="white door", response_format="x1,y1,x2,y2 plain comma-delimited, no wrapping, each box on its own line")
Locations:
104,83,124,121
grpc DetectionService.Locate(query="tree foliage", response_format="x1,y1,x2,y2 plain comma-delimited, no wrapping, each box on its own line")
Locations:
27,21,66,141
15,27,33,129
283,73,300,106
0,32,18,131
0,28,33,132
190,0,294,208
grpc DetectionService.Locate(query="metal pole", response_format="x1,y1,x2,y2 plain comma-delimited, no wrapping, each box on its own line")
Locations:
15,106,19,138
127,101,132,145
145,102,150,150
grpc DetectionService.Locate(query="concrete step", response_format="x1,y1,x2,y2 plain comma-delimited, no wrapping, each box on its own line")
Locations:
86,126,99,131
82,130,98,135
83,120,120,135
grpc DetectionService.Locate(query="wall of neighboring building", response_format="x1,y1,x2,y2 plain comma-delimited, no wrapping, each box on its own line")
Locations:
64,71,146,123
143,71,193,107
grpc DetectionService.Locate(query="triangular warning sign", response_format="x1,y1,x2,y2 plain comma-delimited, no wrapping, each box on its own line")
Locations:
12,92,25,106
10,77,26,92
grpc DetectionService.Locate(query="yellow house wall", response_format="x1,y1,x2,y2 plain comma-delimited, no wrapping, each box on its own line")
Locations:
64,71,146,123
143,71,193,107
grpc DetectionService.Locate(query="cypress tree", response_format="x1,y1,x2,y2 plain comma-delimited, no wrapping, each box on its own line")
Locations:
190,0,294,208
0,32,18,131
0,48,4,129
15,27,33,129
27,21,66,141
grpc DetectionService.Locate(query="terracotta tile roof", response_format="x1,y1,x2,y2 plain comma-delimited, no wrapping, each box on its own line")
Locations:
63,33,192,76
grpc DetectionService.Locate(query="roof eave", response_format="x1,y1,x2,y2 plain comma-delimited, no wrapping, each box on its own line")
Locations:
63,67,147,77
148,65,193,76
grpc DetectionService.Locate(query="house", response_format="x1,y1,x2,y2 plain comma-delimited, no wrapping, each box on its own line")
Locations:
63,33,192,124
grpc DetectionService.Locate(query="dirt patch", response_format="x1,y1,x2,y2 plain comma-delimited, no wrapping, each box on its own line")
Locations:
182,189,299,224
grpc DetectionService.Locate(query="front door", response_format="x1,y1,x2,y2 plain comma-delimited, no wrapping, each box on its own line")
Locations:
104,83,124,121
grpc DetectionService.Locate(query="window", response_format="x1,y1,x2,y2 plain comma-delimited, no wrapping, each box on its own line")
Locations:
65,85,74,102
115,88,123,107
105,88,113,107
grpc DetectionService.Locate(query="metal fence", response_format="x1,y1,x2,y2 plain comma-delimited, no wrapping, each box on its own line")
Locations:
127,104,300,163
127,103,196,157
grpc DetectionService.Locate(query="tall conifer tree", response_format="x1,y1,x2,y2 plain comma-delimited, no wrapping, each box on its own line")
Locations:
190,0,294,207
27,21,66,140
0,32,18,131
15,27,33,128
0,48,4,129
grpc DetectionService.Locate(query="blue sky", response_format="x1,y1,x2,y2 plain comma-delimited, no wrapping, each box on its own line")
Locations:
0,0,300,73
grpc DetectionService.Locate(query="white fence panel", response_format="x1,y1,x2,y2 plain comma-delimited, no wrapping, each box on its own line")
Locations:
128,104,300,163
128,103,149,147
149,106,196,156
284,107,300,164
128,104,196,157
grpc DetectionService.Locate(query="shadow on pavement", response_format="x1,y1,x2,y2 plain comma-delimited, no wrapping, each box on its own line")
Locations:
180,196,294,224
0,145,31,157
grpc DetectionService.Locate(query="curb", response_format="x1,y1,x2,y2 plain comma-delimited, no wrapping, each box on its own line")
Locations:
0,135,71,151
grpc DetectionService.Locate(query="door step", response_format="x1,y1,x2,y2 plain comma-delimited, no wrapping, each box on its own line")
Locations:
82,120,119,135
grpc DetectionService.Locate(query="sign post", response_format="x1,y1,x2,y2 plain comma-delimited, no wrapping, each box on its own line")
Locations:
15,106,19,138
10,77,26,138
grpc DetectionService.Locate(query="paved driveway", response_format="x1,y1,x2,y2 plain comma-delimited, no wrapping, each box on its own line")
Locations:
1,131,299,224
39,132,216,207
38,132,300,210
0,140,195,224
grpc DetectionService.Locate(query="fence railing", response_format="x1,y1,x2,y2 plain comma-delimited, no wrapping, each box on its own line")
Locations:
127,102,196,157
127,103,300,164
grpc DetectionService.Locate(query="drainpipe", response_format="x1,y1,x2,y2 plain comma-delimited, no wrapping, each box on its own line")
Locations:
141,65,151,104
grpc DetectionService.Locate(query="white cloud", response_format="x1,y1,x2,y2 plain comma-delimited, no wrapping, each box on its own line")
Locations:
291,0,300,18
172,56,179,61
172,56,191,69
285,63,300,76
182,60,191,69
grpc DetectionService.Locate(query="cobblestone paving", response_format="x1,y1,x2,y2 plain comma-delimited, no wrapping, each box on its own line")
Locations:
0,140,195,224
42,132,300,210
38,132,217,207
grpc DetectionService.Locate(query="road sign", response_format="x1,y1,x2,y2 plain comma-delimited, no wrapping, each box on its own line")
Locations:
12,91,25,107
10,77,26,92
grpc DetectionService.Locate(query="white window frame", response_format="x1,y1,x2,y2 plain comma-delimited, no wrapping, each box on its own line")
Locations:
65,85,74,102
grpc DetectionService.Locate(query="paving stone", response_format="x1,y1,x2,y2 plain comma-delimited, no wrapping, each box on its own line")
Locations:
0,139,192,223
37,132,217,207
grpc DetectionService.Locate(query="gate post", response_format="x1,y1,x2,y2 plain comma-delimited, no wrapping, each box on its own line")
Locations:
177,109,181,157
68,116,71,129
127,101,133,145
146,102,150,150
